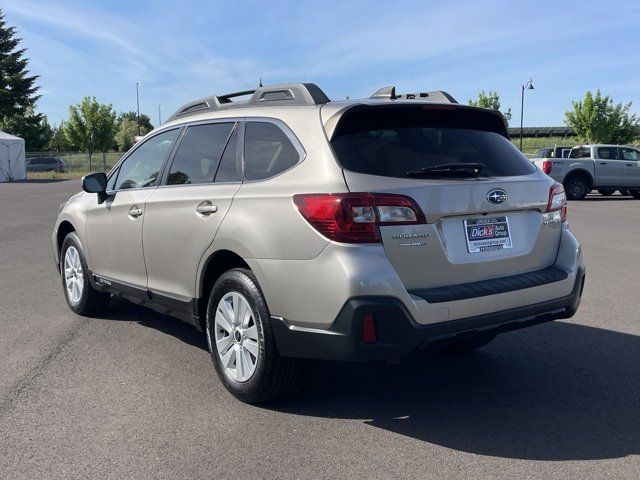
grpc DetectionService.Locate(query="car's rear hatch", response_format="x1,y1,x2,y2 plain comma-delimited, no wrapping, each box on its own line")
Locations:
323,102,562,290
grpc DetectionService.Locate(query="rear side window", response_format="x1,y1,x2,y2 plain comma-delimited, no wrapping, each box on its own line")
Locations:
166,123,234,185
597,147,620,160
570,147,592,158
243,122,300,181
215,125,241,182
536,148,551,158
330,106,535,178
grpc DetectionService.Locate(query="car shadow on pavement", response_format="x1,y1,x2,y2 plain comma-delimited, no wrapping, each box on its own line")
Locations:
102,297,207,350
20,178,71,183
97,298,640,461
582,195,635,201
270,321,640,462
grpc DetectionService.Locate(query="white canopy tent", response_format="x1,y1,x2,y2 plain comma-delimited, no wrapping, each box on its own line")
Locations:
0,131,26,182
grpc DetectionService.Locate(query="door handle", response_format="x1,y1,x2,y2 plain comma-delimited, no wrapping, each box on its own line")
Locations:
599,162,608,165
196,201,218,216
128,206,143,218
627,164,634,167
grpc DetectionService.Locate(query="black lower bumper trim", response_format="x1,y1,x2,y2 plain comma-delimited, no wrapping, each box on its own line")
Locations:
271,266,585,361
409,267,568,303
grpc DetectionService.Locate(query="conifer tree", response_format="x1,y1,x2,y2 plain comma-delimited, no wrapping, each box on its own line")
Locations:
0,9,49,148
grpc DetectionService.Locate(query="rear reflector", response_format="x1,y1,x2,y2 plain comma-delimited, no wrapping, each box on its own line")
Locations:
361,313,377,343
293,193,426,243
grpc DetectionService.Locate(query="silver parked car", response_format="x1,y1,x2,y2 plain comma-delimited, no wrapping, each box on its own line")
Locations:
53,83,585,403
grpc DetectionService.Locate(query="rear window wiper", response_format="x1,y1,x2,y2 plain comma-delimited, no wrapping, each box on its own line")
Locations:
406,162,485,178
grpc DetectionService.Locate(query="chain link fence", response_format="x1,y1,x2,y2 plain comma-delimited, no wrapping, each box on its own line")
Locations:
26,151,123,173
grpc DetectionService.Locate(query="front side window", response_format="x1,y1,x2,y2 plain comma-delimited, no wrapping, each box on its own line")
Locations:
166,123,235,185
113,129,179,190
107,166,120,191
621,148,639,161
243,122,301,181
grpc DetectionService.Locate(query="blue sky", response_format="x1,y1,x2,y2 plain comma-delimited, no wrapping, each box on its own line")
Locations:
3,0,639,127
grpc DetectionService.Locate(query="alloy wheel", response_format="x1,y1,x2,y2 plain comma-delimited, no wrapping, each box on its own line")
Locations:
64,246,84,304
213,292,260,382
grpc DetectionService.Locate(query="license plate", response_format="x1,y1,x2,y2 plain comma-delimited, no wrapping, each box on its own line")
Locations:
464,216,513,253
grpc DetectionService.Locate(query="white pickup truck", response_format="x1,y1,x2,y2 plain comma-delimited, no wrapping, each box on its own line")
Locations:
532,144,640,199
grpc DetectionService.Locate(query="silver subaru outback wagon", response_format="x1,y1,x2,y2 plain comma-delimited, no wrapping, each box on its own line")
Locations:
53,83,585,403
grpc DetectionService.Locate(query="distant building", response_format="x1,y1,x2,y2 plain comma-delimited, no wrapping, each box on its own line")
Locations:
507,126,576,138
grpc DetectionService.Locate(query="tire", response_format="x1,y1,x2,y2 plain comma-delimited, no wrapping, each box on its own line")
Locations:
205,268,298,404
60,232,110,315
619,190,630,196
564,175,591,200
630,190,640,199
598,189,615,196
443,335,495,353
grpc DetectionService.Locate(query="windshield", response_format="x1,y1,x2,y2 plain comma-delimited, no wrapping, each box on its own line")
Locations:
330,105,536,178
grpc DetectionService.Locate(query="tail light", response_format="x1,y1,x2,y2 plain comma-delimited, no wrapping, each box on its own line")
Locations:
293,193,426,243
546,182,567,222
542,160,552,174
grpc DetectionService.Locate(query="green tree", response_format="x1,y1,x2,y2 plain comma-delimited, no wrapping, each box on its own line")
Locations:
469,91,512,125
565,90,640,144
118,111,153,133
115,117,140,151
47,121,72,151
65,96,117,171
0,108,51,149
0,9,48,149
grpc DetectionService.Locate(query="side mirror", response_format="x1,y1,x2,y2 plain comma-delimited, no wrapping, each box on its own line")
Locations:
82,172,108,204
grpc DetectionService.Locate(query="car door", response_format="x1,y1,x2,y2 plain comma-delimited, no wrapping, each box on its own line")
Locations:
620,147,640,187
85,128,180,289
142,121,242,307
594,146,624,186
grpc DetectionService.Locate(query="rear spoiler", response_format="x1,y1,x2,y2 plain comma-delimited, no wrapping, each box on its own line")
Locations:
322,103,509,141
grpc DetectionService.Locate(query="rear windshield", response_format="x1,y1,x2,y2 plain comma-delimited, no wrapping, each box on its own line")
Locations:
330,106,536,178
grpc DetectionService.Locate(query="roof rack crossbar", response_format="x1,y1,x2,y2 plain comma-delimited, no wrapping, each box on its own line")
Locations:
165,83,330,123
217,89,256,103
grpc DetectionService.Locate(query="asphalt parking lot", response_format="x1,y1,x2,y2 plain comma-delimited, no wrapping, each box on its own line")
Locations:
1,180,639,479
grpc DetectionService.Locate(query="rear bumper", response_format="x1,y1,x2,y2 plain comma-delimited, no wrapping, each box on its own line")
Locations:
271,265,585,361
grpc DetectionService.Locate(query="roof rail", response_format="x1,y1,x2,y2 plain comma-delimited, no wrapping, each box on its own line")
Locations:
165,83,330,123
370,86,458,104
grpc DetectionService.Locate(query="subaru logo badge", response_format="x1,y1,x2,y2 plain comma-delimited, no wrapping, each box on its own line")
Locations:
487,189,507,204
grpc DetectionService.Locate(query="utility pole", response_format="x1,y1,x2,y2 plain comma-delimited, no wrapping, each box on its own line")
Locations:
136,82,142,136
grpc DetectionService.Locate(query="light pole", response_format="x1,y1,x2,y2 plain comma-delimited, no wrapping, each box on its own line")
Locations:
158,104,162,126
136,82,142,136
519,79,534,151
